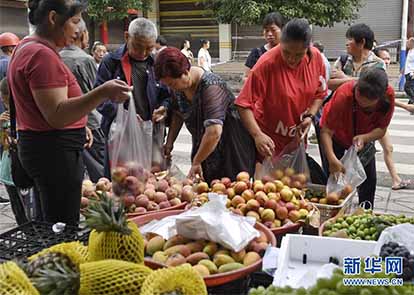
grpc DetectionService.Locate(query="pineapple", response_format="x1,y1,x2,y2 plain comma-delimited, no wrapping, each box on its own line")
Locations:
83,192,145,264
23,257,152,295
26,252,80,295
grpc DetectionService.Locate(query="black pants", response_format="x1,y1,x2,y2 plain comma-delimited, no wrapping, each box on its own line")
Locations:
328,140,376,208
83,128,105,182
405,74,414,104
18,131,85,226
5,185,29,225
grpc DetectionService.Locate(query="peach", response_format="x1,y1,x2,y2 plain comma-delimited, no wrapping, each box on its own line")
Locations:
234,181,248,195
221,177,232,188
272,169,284,180
226,187,236,199
267,192,280,202
181,186,195,202
242,189,255,202
264,182,277,193
261,209,275,222
236,171,250,182
284,167,295,177
281,176,291,186
135,195,149,208
122,195,135,208
155,179,169,192
196,182,209,194
154,192,168,204
280,188,293,202
165,187,178,200
246,199,261,212
237,203,248,214
264,199,278,211
212,182,226,193
169,197,182,206
288,210,301,223
111,166,128,184
159,200,171,209
246,211,261,222
276,206,288,220
261,175,273,184
274,180,284,192
147,201,160,211
255,191,268,207
231,195,245,207
253,180,264,193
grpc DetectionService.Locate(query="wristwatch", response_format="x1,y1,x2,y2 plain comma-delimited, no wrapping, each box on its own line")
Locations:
301,113,315,121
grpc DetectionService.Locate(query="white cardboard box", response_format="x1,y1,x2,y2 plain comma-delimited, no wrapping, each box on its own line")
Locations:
273,234,377,288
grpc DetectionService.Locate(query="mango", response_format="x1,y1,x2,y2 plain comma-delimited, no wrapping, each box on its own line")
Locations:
213,254,235,267
203,242,218,257
198,259,218,274
186,241,205,253
146,236,165,256
243,252,261,266
213,249,230,258
152,251,168,264
218,262,244,273
192,264,210,277
163,235,190,250
164,245,191,257
230,249,246,263
166,253,186,267
186,252,210,265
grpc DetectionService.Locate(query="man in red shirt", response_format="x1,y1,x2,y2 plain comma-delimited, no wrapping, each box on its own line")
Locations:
236,18,327,161
320,68,395,206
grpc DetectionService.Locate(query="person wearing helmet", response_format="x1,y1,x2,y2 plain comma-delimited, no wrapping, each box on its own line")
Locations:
0,32,20,80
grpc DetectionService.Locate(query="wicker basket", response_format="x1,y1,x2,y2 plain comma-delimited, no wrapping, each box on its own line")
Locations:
306,184,357,223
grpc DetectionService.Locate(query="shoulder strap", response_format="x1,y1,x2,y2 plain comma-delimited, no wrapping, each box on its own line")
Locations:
352,86,357,136
340,54,348,70
8,40,38,140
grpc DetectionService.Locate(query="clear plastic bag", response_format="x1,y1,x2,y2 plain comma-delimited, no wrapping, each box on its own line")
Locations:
326,145,367,195
151,122,168,172
374,224,414,255
108,98,153,174
258,140,310,181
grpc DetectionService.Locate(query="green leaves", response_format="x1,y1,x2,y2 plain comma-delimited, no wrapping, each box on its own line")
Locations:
87,0,151,22
203,0,364,27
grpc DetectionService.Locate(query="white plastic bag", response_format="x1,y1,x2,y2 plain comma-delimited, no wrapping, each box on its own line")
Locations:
327,145,366,195
140,194,260,252
152,122,168,172
374,224,414,255
108,98,153,173
258,140,310,181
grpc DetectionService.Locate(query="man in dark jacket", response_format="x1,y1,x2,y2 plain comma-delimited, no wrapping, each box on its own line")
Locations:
95,17,171,177
60,19,105,182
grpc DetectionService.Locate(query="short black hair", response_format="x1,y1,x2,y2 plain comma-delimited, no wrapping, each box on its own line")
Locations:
346,23,375,50
156,35,167,46
28,0,86,32
373,47,389,57
281,18,312,47
313,41,324,53
201,39,210,46
357,67,390,112
263,12,284,29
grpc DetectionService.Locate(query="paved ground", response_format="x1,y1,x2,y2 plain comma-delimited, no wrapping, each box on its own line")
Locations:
1,62,413,234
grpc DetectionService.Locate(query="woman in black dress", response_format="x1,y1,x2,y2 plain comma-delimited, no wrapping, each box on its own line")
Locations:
154,47,255,183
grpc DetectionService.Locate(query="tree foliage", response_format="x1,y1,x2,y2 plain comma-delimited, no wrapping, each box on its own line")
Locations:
87,0,151,22
203,0,365,27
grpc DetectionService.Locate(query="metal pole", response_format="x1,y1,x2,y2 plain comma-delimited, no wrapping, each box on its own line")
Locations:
399,0,409,90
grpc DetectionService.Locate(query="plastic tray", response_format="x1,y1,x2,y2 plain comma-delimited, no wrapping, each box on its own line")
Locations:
0,221,90,261
130,210,277,287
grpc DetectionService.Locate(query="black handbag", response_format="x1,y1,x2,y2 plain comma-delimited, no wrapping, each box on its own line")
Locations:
352,88,376,167
8,86,34,189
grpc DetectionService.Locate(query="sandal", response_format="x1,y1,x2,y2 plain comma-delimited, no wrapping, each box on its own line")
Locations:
392,179,411,190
